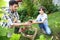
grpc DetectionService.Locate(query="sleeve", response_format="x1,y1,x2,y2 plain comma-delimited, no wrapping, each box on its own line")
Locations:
43,14,47,19
44,14,47,18
1,13,13,27
41,14,48,22
1,14,8,27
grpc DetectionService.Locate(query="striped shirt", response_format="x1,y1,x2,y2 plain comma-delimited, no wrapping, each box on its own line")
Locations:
1,8,20,28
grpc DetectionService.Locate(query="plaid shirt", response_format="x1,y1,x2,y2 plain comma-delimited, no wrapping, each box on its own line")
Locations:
1,8,20,28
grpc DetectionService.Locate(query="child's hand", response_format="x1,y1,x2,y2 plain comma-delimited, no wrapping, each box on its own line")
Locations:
31,20,37,24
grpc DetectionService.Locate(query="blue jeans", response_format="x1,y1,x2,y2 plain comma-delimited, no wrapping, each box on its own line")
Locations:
39,23,51,35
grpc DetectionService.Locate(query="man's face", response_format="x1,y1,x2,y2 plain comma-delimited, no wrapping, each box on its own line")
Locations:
10,4,18,12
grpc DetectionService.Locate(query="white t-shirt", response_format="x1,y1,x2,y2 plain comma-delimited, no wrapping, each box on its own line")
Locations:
36,13,48,26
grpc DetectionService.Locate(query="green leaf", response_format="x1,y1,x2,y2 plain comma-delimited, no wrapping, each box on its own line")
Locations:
39,35,46,40
10,33,21,40
0,26,8,36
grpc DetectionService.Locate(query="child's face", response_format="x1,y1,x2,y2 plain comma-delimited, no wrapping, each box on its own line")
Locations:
39,8,44,15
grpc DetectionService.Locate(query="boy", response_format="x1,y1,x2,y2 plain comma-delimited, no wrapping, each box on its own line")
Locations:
32,6,51,35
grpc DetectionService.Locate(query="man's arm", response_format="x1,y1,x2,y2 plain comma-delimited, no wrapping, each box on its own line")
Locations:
11,22,28,26
10,21,32,28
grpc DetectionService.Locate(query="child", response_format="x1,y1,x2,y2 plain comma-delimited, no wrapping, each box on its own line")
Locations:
32,6,51,35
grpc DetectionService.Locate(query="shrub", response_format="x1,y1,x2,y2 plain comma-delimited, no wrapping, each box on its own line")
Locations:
10,33,21,40
18,0,38,22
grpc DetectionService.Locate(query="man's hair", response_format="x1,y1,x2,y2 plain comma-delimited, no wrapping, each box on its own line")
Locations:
9,1,18,6
38,6,46,12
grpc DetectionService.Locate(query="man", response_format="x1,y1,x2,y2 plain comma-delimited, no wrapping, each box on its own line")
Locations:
1,1,31,37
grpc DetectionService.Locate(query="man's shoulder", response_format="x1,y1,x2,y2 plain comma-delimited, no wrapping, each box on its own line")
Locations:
2,8,11,16
5,8,10,12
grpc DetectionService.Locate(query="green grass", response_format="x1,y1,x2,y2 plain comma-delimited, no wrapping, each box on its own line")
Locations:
48,12,60,40
48,12,60,34
0,36,9,40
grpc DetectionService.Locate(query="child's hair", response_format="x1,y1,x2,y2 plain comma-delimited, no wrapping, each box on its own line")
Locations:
38,6,46,12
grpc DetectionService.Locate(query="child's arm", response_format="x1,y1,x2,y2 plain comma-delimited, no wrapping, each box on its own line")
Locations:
32,18,47,24
33,14,47,24
10,21,32,27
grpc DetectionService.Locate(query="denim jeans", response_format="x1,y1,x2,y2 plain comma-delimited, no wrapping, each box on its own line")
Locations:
39,23,51,35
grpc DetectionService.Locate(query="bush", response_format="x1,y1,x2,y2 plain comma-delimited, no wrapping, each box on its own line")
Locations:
18,7,27,22
36,35,46,40
0,26,8,36
18,0,38,22
10,33,21,40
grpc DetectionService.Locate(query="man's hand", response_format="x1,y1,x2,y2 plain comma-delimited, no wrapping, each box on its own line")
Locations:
24,21,32,26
